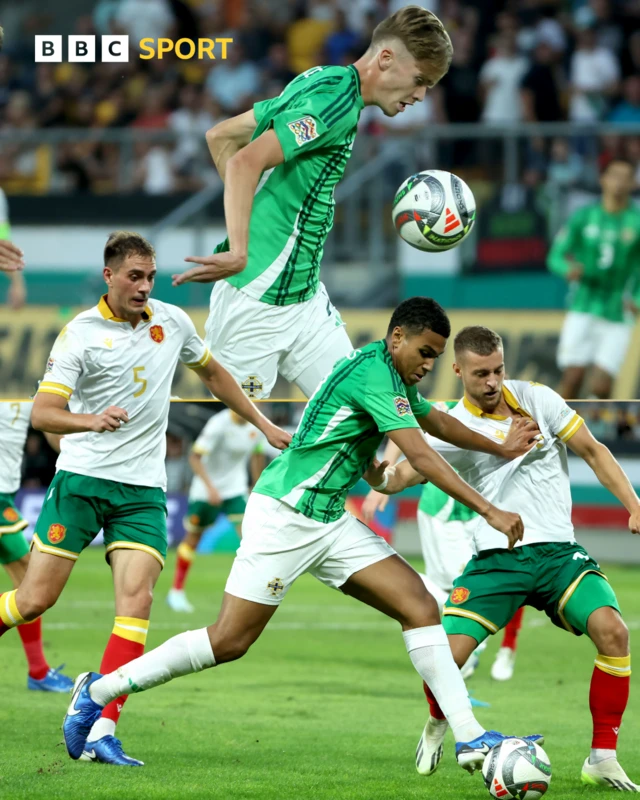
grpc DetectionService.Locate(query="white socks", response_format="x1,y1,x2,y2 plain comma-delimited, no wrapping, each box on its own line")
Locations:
403,624,484,743
590,748,617,765
88,717,116,743
89,628,215,706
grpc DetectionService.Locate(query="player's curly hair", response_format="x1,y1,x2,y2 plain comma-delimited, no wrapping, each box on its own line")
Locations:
104,230,155,268
371,6,453,73
387,297,451,339
454,326,503,357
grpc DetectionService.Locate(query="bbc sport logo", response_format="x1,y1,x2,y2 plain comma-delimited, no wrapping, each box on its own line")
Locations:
35,35,233,63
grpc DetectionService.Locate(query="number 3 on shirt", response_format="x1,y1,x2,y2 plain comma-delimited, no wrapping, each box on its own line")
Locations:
133,366,147,397
597,242,614,270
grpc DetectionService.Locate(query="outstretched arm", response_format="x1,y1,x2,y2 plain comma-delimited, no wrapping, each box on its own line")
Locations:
194,357,291,451
567,423,640,534
174,128,285,286
206,110,257,183
419,406,539,460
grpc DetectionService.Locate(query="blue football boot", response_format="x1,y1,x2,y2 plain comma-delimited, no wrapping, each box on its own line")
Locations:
456,731,545,773
28,664,74,693
80,736,144,766
62,672,104,759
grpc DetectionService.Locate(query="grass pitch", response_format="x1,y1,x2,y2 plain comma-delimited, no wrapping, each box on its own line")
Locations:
2,550,639,800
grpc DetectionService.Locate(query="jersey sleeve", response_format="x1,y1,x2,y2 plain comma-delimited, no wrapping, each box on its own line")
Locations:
547,207,586,278
424,432,475,472
407,385,432,418
255,93,357,162
192,414,225,456
354,361,422,433
38,325,84,402
175,308,212,370
530,383,584,443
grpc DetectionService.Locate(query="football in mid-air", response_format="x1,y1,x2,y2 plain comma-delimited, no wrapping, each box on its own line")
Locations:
392,169,476,252
482,738,552,799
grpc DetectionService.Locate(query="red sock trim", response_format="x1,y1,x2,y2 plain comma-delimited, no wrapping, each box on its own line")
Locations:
501,606,525,651
18,617,49,680
423,681,446,720
173,554,193,591
590,665,629,750
99,632,145,723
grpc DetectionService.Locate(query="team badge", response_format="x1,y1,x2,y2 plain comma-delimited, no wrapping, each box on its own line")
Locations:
2,507,19,522
189,514,200,525
287,116,318,147
267,577,284,597
47,523,67,544
45,357,55,374
242,375,264,399
394,396,412,416
149,325,164,344
450,587,470,605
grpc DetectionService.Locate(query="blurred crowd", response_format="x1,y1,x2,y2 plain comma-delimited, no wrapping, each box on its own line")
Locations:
0,0,639,195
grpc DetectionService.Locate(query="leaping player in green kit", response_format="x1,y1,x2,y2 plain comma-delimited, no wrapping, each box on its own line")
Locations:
172,6,454,401
63,297,544,772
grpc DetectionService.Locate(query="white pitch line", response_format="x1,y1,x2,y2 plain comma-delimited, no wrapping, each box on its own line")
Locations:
43,620,396,632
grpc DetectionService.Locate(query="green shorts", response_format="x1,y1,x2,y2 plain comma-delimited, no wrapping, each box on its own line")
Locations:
184,496,247,533
0,491,30,565
32,470,168,567
443,541,620,644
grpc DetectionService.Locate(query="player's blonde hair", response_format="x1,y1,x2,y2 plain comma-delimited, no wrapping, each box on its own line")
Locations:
104,230,155,268
371,6,453,73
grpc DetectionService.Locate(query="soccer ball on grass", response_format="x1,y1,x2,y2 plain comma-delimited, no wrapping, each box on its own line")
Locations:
482,737,552,799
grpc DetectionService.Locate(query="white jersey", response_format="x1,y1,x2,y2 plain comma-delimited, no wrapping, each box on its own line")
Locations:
427,380,584,553
189,409,265,502
0,401,32,493
39,296,211,490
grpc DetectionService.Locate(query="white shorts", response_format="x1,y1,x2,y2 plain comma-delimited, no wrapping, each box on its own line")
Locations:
225,493,396,605
205,281,353,398
417,508,475,594
557,311,634,376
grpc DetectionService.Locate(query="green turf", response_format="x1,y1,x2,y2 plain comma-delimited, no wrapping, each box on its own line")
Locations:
2,550,639,800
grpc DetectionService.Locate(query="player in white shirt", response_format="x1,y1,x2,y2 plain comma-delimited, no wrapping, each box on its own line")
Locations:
167,409,266,613
371,325,640,791
0,231,290,768
0,401,73,692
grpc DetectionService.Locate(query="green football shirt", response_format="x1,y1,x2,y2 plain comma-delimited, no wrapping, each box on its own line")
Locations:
255,340,432,523
216,65,365,306
547,202,640,322
418,402,477,522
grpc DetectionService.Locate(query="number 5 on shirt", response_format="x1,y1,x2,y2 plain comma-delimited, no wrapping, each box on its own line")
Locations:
133,366,147,397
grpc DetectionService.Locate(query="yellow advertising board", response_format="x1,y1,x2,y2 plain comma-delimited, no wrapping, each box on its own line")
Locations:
2,306,640,399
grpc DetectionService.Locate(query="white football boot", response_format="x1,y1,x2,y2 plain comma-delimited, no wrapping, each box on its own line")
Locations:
166,588,194,613
491,647,516,681
581,757,639,791
415,716,449,775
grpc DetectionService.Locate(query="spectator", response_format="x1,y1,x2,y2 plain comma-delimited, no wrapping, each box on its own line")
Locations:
132,85,171,128
263,43,296,86
574,0,624,55
616,406,634,440
324,9,361,66
568,26,620,122
32,64,65,127
130,142,177,194
169,85,223,178
546,138,584,189
115,0,176,49
479,32,529,124
609,75,640,125
520,40,564,123
621,30,640,78
439,29,479,124
205,44,261,115
236,5,276,64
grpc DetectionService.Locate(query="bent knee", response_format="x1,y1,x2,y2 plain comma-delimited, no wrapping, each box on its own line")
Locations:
17,590,57,620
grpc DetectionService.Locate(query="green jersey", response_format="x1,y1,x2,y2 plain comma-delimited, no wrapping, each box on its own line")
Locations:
255,340,432,523
547,202,640,322
418,402,476,522
217,65,365,307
